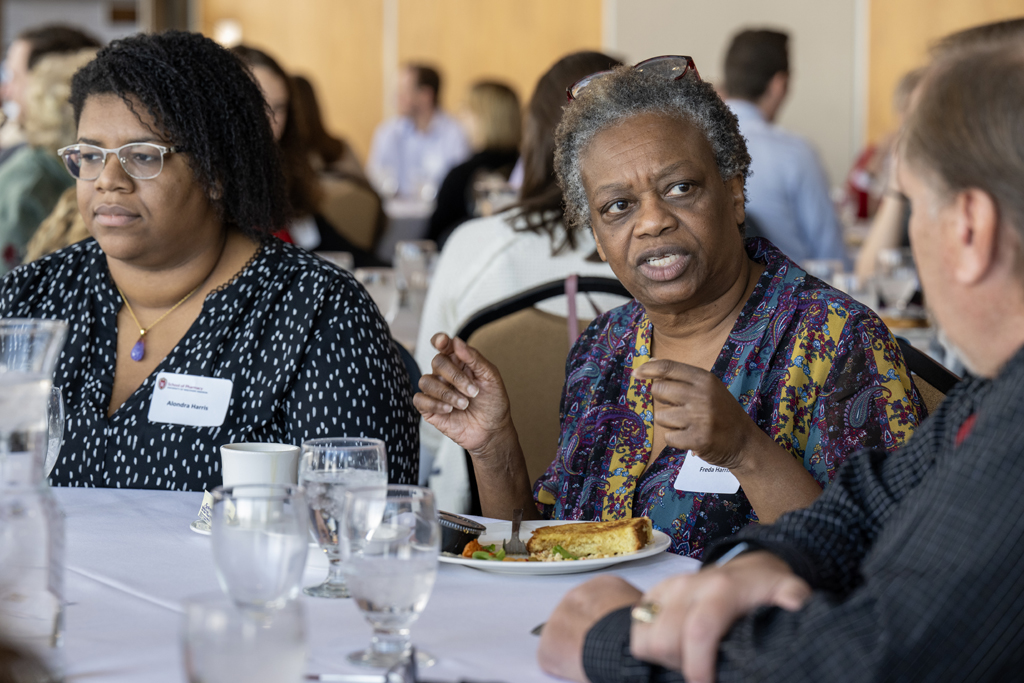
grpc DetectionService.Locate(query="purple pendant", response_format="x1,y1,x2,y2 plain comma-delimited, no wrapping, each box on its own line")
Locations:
130,338,145,362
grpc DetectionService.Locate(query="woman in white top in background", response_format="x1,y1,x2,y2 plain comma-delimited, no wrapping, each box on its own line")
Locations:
415,51,625,512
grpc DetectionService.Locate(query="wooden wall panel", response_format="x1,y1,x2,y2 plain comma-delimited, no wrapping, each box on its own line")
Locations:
397,0,603,117
199,0,383,161
868,0,1024,143
197,0,602,161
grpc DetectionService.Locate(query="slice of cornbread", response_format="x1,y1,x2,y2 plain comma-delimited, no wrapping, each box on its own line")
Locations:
526,517,653,559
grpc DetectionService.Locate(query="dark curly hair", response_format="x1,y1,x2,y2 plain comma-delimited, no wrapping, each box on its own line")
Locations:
69,31,289,237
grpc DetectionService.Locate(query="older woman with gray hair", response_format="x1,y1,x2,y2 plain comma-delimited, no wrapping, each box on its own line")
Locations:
416,56,923,558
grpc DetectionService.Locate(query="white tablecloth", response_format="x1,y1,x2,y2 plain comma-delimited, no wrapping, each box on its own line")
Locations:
56,488,699,682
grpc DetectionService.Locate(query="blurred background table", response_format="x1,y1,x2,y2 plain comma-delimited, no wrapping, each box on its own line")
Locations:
375,199,434,264
58,488,697,682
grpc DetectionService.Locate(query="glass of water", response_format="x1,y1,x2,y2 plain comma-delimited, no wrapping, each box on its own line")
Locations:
342,485,440,668
300,437,387,598
875,247,919,311
210,484,308,611
393,241,437,319
353,268,399,322
182,593,306,683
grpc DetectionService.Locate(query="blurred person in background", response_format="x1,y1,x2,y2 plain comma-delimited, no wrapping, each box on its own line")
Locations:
366,63,470,200
0,48,96,274
854,17,1024,282
852,68,925,281
723,29,848,268
0,25,100,165
845,68,924,223
426,80,521,247
291,73,386,257
231,45,382,267
22,186,88,263
0,31,418,490
414,51,627,513
292,74,366,180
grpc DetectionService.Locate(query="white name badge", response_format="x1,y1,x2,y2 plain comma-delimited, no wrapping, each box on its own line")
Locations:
147,372,233,427
673,450,741,494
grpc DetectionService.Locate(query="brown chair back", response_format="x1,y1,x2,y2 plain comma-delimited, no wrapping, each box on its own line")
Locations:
467,308,587,484
895,337,960,414
318,176,384,251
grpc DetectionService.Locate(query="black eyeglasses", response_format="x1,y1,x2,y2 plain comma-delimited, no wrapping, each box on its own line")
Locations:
566,55,701,102
56,142,178,181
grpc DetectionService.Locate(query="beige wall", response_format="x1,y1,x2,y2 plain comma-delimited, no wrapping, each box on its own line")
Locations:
198,0,1024,185
200,0,384,162
610,0,862,189
198,0,602,162
867,0,1024,143
398,0,602,120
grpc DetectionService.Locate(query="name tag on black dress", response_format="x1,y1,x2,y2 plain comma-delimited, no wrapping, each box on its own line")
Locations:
147,372,233,427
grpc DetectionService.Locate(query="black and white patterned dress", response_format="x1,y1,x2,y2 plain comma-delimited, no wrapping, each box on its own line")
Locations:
0,238,419,490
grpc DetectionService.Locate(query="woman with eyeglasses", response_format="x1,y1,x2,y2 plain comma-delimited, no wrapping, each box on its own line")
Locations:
416,58,924,558
0,31,419,490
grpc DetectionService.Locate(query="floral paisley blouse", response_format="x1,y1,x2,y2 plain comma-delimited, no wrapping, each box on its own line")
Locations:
534,239,924,558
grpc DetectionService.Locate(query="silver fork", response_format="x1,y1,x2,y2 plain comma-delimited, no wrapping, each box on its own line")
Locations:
503,508,528,557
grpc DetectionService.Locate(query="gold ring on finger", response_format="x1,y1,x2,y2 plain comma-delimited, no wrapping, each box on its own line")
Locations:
631,601,661,624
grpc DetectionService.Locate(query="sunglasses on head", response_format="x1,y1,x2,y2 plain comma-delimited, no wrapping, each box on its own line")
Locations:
566,55,701,102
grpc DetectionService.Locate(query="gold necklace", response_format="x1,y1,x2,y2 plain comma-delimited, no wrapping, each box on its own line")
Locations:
115,282,203,362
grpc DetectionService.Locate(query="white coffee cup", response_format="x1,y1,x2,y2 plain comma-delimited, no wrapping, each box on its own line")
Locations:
220,443,300,487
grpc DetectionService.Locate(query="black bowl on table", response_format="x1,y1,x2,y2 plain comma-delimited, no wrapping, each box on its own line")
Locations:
439,511,486,555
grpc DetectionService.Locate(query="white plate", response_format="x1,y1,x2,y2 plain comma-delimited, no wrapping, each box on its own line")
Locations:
439,520,671,575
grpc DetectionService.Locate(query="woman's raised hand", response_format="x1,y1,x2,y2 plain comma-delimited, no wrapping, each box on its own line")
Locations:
413,333,514,455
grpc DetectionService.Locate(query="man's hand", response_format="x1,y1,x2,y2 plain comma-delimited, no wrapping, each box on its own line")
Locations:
538,575,644,682
630,551,811,683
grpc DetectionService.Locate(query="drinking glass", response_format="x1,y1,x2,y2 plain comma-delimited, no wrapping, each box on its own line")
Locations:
342,485,440,668
0,319,67,668
182,593,306,683
300,437,387,598
0,319,67,487
353,268,399,322
210,484,308,611
802,259,846,287
875,247,919,311
394,241,437,315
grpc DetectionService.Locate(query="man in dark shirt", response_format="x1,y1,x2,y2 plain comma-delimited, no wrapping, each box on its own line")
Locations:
537,39,1024,683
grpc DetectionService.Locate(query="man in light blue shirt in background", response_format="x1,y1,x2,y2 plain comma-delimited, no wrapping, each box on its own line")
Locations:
367,63,470,201
724,29,849,269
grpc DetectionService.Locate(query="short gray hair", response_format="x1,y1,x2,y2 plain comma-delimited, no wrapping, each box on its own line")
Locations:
554,65,751,232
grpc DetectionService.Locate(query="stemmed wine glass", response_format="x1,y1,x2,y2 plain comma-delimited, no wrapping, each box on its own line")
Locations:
210,484,309,611
875,247,919,311
342,485,440,668
300,437,388,598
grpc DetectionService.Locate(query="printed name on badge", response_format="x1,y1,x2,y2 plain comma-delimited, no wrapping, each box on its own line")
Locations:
148,372,233,427
673,450,741,494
